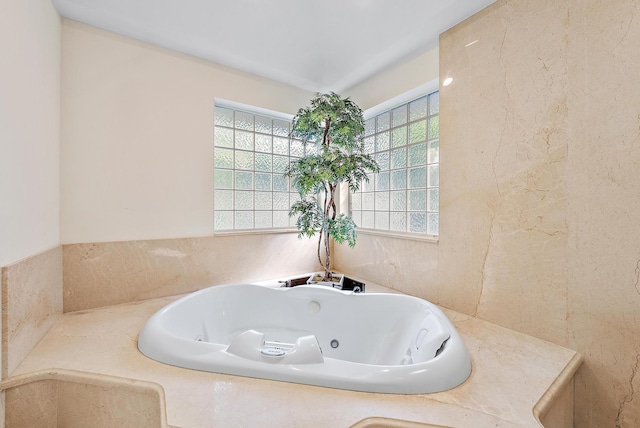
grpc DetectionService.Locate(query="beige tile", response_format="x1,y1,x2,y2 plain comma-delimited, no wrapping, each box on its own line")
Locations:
11,284,579,428
2,370,167,428
5,379,57,428
337,0,640,426
57,379,163,428
63,234,319,312
1,246,63,377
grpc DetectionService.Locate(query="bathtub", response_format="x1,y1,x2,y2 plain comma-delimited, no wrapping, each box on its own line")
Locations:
137,283,471,394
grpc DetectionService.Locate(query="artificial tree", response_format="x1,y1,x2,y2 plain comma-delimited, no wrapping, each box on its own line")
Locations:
285,93,379,283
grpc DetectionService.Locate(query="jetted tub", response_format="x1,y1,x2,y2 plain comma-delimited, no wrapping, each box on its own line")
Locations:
138,283,471,394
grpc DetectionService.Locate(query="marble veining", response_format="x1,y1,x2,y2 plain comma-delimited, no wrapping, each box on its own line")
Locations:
63,234,319,312
6,280,580,428
1,246,63,377
335,0,640,426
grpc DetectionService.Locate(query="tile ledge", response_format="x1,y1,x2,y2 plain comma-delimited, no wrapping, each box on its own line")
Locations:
532,352,583,423
1,368,173,428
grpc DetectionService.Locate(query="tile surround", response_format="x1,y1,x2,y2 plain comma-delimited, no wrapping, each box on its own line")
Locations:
3,370,169,428
337,0,640,426
1,246,63,377
63,234,319,312
8,281,580,428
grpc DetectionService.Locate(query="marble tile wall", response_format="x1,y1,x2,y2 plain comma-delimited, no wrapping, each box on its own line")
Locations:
63,233,320,312
1,247,63,377
3,371,167,428
338,0,640,426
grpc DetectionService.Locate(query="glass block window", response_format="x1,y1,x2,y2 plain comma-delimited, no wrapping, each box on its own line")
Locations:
214,104,302,232
351,91,439,236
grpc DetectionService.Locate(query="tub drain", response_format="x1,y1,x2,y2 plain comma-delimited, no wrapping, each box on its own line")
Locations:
330,339,339,349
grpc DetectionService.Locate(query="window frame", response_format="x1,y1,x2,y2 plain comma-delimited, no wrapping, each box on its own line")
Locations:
212,99,301,235
349,79,440,243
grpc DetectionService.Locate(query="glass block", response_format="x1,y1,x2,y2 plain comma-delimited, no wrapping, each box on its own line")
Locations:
306,144,319,156
290,140,304,157
408,189,426,211
235,211,253,229
364,136,375,154
409,120,427,144
235,130,254,150
409,167,427,189
409,96,428,121
391,190,406,211
375,191,389,211
376,131,390,151
273,175,288,191
351,210,362,227
376,171,389,191
375,211,390,230
273,119,290,137
390,212,406,232
214,148,233,169
391,105,407,127
409,142,427,166
362,211,375,229
391,169,406,190
290,192,300,205
273,137,289,155
255,192,272,210
255,134,272,153
362,192,374,210
214,211,233,231
392,126,407,147
427,213,439,235
428,140,439,163
235,171,253,190
409,212,427,234
376,151,390,171
391,147,407,169
428,92,439,115
351,192,362,210
255,115,272,134
235,111,254,131
234,191,253,210
272,155,289,173
376,112,390,132
365,118,375,136
214,127,233,148
214,106,234,127
255,153,272,172
428,116,439,139
273,192,289,210
214,169,233,189
362,174,375,192
214,189,233,210
235,151,254,170
428,188,439,212
273,211,290,228
289,177,298,193
428,164,439,187
255,211,272,229
255,172,272,190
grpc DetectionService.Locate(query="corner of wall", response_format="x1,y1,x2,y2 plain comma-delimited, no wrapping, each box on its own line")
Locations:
1,247,63,378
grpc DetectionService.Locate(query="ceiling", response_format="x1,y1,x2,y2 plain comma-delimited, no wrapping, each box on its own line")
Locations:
52,0,495,93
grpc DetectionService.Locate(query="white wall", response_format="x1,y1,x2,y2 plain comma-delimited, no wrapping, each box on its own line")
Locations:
60,21,314,243
0,0,61,266
346,46,439,110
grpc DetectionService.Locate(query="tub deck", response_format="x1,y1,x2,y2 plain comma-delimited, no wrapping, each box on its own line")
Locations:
6,282,581,427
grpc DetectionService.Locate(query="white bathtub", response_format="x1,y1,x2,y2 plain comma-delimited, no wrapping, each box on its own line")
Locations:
137,283,471,394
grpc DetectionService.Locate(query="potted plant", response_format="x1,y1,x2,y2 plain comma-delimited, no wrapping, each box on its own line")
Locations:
285,93,379,287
